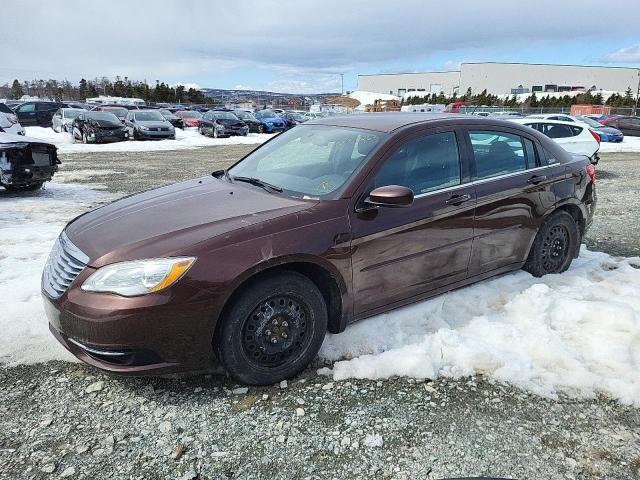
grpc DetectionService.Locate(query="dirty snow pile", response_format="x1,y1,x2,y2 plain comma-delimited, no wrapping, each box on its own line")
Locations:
0,183,115,365
24,127,270,154
320,248,640,405
599,136,640,153
347,91,399,110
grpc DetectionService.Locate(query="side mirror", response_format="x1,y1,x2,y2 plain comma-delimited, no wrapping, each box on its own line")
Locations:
365,185,414,208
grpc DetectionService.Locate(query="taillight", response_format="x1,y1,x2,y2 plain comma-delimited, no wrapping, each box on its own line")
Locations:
7,114,18,124
588,129,600,144
585,164,596,184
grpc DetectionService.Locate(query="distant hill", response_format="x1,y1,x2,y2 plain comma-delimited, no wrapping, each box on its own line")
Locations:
201,88,341,105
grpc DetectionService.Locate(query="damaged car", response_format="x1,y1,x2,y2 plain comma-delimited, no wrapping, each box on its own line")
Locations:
0,132,59,191
198,110,249,137
72,111,129,144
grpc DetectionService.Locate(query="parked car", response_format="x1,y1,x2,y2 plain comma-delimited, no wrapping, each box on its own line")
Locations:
282,111,309,128
0,102,20,125
42,114,596,385
233,110,264,133
175,110,202,128
14,101,69,127
599,116,640,136
125,110,176,140
91,105,129,123
71,111,129,144
0,132,59,191
159,109,184,129
509,118,600,163
0,111,25,136
51,108,84,133
199,111,249,138
254,109,287,133
575,115,624,142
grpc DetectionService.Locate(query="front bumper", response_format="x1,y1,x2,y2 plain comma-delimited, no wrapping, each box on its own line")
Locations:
136,129,175,140
90,129,128,143
42,281,220,375
264,124,286,133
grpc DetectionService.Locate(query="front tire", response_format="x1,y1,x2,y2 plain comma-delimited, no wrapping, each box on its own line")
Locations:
214,271,328,385
524,211,578,277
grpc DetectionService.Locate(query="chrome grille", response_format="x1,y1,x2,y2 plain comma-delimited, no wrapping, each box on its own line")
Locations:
42,232,89,299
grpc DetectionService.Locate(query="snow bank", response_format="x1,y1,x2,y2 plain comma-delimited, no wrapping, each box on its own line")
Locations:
320,248,640,405
347,91,399,110
0,183,116,365
599,136,640,153
24,127,270,154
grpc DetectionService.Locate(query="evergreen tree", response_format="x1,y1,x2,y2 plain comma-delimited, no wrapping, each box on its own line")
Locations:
10,79,23,99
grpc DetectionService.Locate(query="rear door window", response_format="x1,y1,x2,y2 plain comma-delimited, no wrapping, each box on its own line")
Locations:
374,131,461,195
469,131,527,179
541,123,575,138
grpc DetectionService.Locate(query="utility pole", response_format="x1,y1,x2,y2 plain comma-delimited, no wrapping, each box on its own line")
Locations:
340,73,344,95
634,69,640,117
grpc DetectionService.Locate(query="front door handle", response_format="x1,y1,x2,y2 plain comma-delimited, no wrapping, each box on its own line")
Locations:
445,193,471,205
527,175,547,184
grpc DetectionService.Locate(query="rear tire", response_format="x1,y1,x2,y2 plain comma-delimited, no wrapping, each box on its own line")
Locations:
214,271,327,385
524,211,578,277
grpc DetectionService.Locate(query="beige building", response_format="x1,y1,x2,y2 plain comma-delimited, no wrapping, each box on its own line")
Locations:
358,62,640,97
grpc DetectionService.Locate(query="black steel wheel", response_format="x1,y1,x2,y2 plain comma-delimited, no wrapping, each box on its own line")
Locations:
524,211,578,277
214,271,327,385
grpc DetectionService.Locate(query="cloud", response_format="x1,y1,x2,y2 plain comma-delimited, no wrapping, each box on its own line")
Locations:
604,44,640,63
1,0,639,91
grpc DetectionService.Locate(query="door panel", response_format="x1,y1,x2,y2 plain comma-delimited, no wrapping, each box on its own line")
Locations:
349,129,475,315
465,129,554,276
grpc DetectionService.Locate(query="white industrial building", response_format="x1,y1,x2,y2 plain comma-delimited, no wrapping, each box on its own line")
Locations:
358,62,640,97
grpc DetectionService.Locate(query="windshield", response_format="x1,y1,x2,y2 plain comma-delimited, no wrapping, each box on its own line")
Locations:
86,112,120,122
181,111,202,119
228,125,387,199
63,109,82,119
234,111,256,121
209,112,238,120
288,112,307,121
160,109,176,117
577,116,603,128
134,111,164,121
104,107,128,117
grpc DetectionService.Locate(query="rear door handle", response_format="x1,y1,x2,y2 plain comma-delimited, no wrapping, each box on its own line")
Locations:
445,193,472,205
527,175,547,185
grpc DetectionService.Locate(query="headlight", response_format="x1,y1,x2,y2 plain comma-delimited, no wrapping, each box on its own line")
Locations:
81,257,195,296
139,125,150,131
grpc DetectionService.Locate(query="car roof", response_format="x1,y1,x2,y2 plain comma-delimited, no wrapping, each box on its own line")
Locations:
306,112,476,132
508,118,585,126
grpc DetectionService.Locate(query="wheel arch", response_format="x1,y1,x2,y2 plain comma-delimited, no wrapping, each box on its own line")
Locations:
216,255,348,339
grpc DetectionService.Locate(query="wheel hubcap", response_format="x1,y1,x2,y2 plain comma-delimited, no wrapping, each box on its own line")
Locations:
541,225,569,272
242,295,310,367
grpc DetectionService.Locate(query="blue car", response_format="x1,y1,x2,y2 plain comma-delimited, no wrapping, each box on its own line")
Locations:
254,109,287,133
576,116,624,142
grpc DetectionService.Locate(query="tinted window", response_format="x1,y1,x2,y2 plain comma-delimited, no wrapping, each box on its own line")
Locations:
18,103,35,113
374,132,461,194
523,138,539,167
542,123,577,138
469,131,526,179
37,103,58,111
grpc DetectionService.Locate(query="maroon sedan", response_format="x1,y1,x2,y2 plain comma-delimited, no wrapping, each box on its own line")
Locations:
42,114,596,385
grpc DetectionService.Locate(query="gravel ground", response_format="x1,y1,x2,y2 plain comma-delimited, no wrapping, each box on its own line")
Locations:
1,147,639,480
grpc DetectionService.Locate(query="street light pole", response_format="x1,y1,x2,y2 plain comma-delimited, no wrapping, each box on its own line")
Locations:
340,73,344,95
634,69,640,116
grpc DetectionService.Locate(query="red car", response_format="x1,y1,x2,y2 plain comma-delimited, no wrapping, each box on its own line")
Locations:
443,102,468,113
175,110,203,127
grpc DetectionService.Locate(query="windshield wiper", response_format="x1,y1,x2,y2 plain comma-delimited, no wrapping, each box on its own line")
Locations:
231,176,283,193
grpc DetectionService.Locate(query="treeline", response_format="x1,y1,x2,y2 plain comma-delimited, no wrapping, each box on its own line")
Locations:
402,87,638,108
0,76,208,104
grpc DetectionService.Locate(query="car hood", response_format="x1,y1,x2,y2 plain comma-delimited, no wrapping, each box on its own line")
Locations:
65,175,314,267
87,119,122,128
260,117,284,123
594,126,622,135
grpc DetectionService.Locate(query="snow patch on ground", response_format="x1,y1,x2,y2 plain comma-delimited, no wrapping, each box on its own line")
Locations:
0,182,116,365
24,127,270,153
320,248,640,405
599,136,640,153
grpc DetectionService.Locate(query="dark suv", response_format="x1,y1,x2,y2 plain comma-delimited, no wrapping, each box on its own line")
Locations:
14,101,68,127
43,114,596,385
